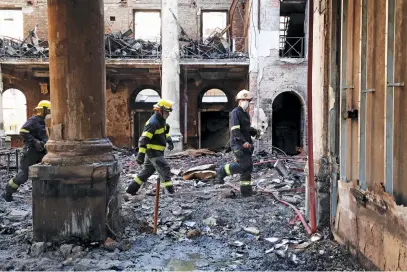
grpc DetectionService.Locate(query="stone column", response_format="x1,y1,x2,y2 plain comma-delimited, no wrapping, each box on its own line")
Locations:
0,64,4,138
161,0,183,151
29,0,121,242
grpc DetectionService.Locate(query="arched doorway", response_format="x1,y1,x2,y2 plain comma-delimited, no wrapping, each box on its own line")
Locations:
2,88,27,134
272,91,303,155
198,88,229,150
132,88,160,147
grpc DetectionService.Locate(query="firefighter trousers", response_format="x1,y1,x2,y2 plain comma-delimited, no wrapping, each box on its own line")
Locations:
135,155,173,188
224,149,253,183
10,146,45,189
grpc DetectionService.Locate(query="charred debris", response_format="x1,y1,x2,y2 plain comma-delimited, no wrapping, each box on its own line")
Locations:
0,26,248,60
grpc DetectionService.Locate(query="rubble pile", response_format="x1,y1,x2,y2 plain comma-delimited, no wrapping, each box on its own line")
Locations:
0,29,162,59
0,30,249,60
0,36,48,58
180,36,248,59
105,29,161,58
0,148,361,270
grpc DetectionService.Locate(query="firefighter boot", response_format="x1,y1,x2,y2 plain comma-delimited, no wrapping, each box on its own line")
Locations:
240,183,253,197
216,166,227,184
126,180,142,195
162,181,175,194
146,185,175,196
2,183,16,202
164,185,175,194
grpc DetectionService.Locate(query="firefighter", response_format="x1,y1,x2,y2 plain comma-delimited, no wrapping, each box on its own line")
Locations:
2,100,51,202
126,99,175,195
216,90,259,196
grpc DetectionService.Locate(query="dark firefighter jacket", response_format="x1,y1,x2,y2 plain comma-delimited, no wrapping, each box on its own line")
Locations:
138,112,169,158
19,116,48,148
230,106,257,151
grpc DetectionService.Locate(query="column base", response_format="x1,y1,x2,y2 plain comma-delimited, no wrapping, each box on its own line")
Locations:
29,139,122,243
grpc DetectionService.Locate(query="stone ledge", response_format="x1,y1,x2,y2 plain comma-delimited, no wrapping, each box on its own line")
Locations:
29,161,122,181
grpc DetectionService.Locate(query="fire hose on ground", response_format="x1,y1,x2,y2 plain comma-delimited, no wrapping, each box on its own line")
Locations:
226,182,312,236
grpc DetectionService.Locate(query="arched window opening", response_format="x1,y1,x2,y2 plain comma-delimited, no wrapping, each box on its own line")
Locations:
133,88,161,147
2,88,27,135
272,92,303,155
198,88,229,150
135,88,160,103
202,88,228,103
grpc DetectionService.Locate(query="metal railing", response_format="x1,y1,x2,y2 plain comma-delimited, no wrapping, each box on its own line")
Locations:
1,34,249,60
180,36,248,60
279,36,305,58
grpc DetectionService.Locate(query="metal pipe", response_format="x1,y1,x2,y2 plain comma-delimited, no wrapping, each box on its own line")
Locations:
306,0,317,233
153,180,161,234
253,159,277,165
0,63,4,138
184,68,188,144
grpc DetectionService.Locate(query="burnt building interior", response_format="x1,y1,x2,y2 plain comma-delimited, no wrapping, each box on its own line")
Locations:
131,88,160,147
272,91,303,155
0,0,307,154
199,88,230,150
279,0,307,58
181,66,246,150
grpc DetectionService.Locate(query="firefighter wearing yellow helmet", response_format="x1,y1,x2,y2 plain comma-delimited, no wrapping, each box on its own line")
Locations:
126,99,176,195
216,90,260,196
3,100,51,202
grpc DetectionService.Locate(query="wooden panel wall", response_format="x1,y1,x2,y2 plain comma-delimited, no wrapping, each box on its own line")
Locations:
337,0,407,202
338,0,407,205
365,0,386,191
393,0,407,204
350,0,361,181
341,0,361,182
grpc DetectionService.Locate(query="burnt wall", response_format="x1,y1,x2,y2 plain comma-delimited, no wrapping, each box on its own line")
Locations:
3,78,50,119
1,0,245,42
106,83,131,148
181,78,246,148
0,0,49,41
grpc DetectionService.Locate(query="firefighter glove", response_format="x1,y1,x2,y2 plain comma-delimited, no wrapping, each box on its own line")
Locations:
136,152,145,165
34,139,44,152
255,129,261,139
167,136,174,151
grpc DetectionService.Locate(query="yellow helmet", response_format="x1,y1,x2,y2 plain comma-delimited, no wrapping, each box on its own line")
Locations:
35,100,51,110
153,99,173,112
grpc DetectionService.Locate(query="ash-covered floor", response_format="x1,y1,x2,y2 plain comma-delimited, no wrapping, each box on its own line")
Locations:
0,148,362,271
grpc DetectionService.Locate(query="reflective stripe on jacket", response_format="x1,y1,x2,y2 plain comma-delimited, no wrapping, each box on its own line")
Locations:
230,106,257,150
138,112,168,157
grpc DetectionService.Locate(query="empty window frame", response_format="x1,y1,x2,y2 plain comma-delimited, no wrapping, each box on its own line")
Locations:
201,11,227,40
279,0,306,58
134,11,161,42
0,9,23,40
